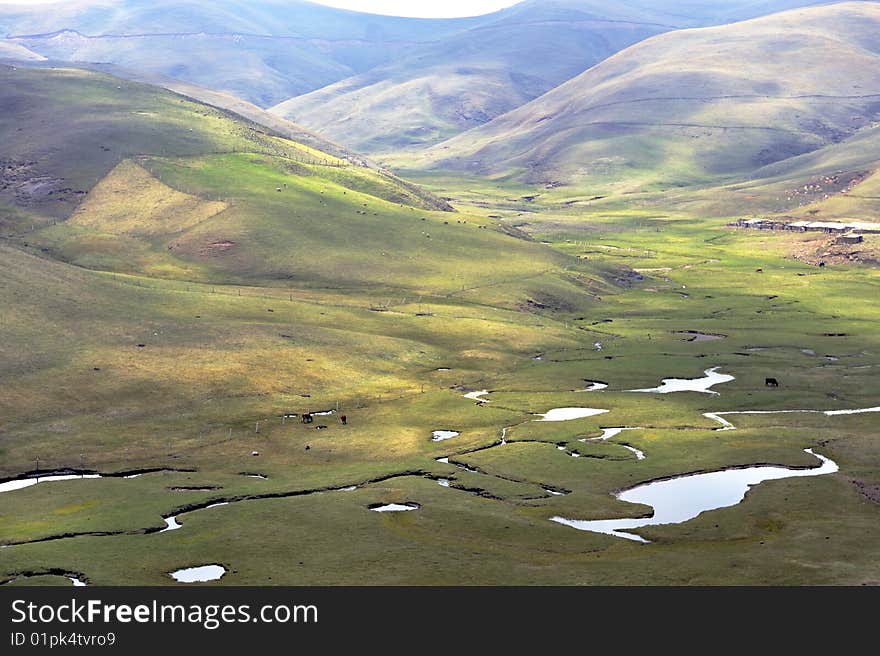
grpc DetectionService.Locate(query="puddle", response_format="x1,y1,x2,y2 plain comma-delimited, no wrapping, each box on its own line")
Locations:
534,408,609,422
551,449,837,542
629,367,734,395
801,349,816,356
159,516,182,533
436,457,450,464
169,564,226,583
432,430,460,442
544,488,567,497
370,503,420,513
0,473,101,495
675,331,727,342
437,479,451,488
168,487,219,492
464,390,490,402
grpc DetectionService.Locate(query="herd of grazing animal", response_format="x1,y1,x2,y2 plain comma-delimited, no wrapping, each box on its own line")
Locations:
299,412,347,425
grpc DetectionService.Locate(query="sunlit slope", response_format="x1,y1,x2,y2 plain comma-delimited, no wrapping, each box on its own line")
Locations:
0,66,584,294
0,65,343,218
0,242,591,476
617,122,880,218
411,2,880,192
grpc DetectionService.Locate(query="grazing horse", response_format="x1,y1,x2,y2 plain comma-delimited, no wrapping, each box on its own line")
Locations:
765,378,780,388
301,412,314,424
341,415,347,425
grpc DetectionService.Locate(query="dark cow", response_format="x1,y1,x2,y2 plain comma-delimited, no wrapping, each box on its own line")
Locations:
301,412,314,424
766,378,780,388
341,415,348,425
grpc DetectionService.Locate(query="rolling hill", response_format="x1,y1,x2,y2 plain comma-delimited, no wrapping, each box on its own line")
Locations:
271,0,851,154
269,3,670,154
407,2,880,196
0,64,586,296
0,1,850,124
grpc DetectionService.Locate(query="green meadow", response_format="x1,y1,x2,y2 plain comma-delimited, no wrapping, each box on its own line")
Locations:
1,66,878,586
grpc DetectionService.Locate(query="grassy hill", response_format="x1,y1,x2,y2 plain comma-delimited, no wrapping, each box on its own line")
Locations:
271,1,852,155
269,6,669,154
0,63,610,475
2,63,880,587
1,65,591,294
405,2,880,197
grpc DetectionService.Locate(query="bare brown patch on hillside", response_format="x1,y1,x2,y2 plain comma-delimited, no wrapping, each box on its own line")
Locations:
787,233,880,267
70,160,228,237
200,240,237,256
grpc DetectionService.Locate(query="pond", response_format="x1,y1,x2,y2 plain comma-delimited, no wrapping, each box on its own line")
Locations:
370,503,420,513
534,408,609,422
551,449,837,542
629,367,734,395
0,473,101,495
169,565,226,583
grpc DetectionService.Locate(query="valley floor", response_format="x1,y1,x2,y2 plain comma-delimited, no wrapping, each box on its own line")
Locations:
2,184,879,586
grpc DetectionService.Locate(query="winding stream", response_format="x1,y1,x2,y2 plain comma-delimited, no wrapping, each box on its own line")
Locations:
705,406,880,431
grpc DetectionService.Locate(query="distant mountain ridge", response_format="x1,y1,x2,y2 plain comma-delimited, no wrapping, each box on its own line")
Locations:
406,2,880,196
0,0,486,106
269,0,860,153
0,0,853,117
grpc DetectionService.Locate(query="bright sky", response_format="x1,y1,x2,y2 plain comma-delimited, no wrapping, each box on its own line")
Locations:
310,1,520,17
0,0,523,18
